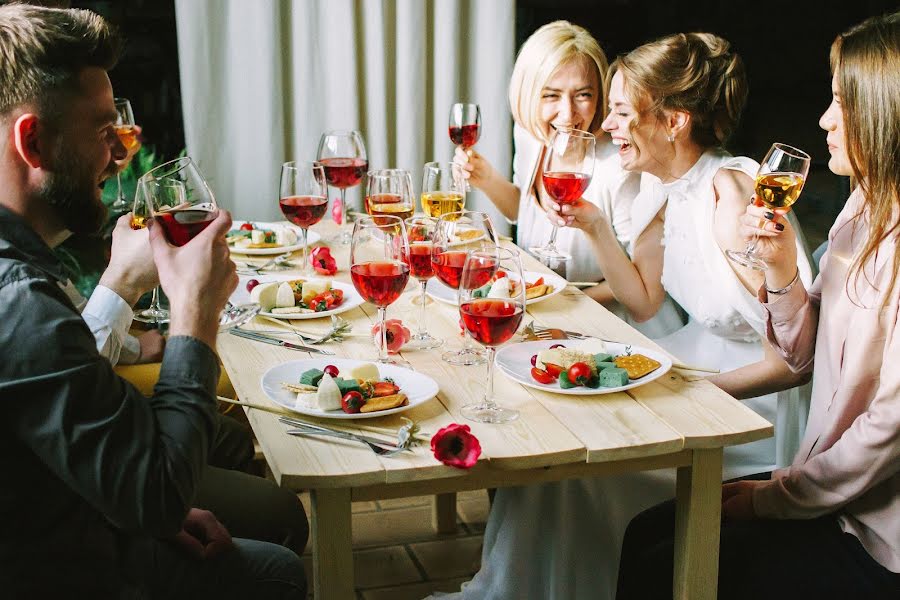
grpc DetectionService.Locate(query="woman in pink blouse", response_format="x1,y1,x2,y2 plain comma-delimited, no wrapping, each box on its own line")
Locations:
616,10,900,599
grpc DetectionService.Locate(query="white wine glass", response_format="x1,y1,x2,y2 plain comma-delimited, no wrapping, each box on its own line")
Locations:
110,98,137,212
421,161,466,219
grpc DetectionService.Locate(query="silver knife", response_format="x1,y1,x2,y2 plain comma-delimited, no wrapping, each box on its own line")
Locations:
228,329,334,355
277,416,406,448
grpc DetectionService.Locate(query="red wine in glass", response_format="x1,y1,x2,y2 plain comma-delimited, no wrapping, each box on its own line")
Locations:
460,299,524,346
432,250,496,289
156,208,217,247
408,242,435,280
320,157,368,189
350,261,410,306
542,172,591,205
279,195,328,228
448,124,480,148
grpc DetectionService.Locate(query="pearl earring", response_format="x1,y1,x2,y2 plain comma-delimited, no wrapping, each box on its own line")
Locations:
667,133,675,142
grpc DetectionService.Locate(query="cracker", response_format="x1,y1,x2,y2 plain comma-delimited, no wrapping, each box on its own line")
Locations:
359,393,409,413
455,229,483,241
613,353,661,379
525,284,549,300
244,242,281,249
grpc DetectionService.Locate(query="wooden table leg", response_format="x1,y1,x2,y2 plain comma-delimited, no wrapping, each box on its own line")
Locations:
673,448,723,600
432,492,458,534
311,487,354,600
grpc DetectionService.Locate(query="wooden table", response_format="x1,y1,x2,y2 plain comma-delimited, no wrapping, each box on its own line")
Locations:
218,222,772,599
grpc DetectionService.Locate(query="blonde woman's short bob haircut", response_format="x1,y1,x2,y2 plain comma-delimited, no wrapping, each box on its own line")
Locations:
508,21,609,144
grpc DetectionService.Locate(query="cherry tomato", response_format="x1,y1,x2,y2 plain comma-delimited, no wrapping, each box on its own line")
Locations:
544,363,564,378
530,354,538,367
530,367,555,385
323,364,339,378
567,362,593,386
246,278,260,293
240,222,254,231
340,391,365,414
549,343,566,349
529,277,544,287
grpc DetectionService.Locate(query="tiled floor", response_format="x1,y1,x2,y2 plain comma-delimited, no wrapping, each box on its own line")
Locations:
296,491,490,599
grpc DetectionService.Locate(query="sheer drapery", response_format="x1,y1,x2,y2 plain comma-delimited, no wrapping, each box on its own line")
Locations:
174,0,516,229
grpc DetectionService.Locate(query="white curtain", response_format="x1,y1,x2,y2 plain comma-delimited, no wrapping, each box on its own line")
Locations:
174,0,516,232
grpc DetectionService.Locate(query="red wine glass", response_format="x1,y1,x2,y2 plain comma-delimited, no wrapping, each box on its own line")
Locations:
405,215,443,350
350,215,410,363
279,161,327,276
139,156,260,331
449,103,481,192
530,128,595,262
432,210,498,365
459,246,525,424
317,130,368,245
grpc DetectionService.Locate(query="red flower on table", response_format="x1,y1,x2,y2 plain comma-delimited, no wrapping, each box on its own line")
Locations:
430,423,482,469
310,246,337,276
371,319,410,354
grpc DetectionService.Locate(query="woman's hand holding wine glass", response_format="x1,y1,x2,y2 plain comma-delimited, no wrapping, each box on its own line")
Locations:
737,200,798,290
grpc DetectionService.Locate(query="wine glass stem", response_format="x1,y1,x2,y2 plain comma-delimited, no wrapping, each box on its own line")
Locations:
418,280,429,337
149,286,162,321
744,234,759,255
299,227,309,275
482,346,496,407
377,306,388,361
546,225,560,251
340,188,348,225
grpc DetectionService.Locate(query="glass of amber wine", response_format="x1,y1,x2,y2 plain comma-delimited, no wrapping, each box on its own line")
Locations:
421,161,466,220
111,98,137,212
459,246,525,424
405,215,443,350
726,143,811,271
365,169,415,224
530,128,595,262
317,130,368,245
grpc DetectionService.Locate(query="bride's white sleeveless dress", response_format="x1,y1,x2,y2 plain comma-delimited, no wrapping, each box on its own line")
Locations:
428,149,814,600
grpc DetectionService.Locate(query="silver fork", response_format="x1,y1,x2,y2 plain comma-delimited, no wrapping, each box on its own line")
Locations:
238,252,293,274
279,417,410,457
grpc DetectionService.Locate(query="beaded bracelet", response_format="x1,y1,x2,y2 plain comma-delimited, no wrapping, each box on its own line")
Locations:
766,268,800,295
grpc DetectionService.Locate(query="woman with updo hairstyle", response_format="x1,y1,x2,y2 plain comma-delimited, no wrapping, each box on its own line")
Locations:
618,12,900,598
455,21,684,337
433,33,813,600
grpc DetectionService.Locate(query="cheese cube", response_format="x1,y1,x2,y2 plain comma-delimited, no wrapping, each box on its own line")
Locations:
301,279,331,304
349,362,380,381
275,282,295,308
599,368,630,387
251,229,265,244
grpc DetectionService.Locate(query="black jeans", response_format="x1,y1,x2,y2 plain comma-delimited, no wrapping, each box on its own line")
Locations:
617,473,900,600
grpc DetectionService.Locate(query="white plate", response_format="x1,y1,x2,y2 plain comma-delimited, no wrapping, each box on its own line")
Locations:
229,220,322,255
495,339,672,395
425,270,567,306
261,358,440,419
230,276,364,320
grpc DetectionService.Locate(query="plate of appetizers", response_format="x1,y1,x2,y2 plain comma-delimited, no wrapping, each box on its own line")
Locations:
227,220,321,255
231,275,364,320
261,358,440,419
426,270,566,306
495,338,672,395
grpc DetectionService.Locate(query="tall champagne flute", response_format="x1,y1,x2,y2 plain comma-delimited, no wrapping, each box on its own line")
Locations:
317,130,368,245
365,169,415,224
110,98,137,212
449,103,481,192
459,247,525,423
421,161,466,220
139,157,260,331
279,161,327,276
130,180,173,325
350,215,410,363
432,211,498,365
726,143,811,271
530,128,595,262
405,216,443,350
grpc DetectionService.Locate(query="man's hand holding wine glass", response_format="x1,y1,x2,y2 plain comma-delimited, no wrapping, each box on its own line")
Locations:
148,209,238,347
98,213,160,306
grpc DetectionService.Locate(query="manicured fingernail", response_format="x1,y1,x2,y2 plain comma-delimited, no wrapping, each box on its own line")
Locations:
764,211,775,220
775,222,784,231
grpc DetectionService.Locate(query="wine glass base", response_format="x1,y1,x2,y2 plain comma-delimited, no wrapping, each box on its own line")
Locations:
409,333,444,350
461,402,519,424
133,308,170,325
725,249,768,271
442,347,487,366
219,303,262,332
529,246,572,262
374,356,403,365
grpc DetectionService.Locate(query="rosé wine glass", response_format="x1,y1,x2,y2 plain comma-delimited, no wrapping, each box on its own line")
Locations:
449,103,481,192
350,215,410,364
317,130,368,245
432,210,498,365
530,128,595,262
365,169,415,225
279,161,327,276
110,97,137,212
459,246,525,423
405,215,443,350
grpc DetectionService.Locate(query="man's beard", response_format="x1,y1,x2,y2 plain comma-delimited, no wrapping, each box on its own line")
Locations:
38,150,109,236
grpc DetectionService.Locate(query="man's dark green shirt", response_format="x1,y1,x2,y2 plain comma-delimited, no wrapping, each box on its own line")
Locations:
0,206,220,594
